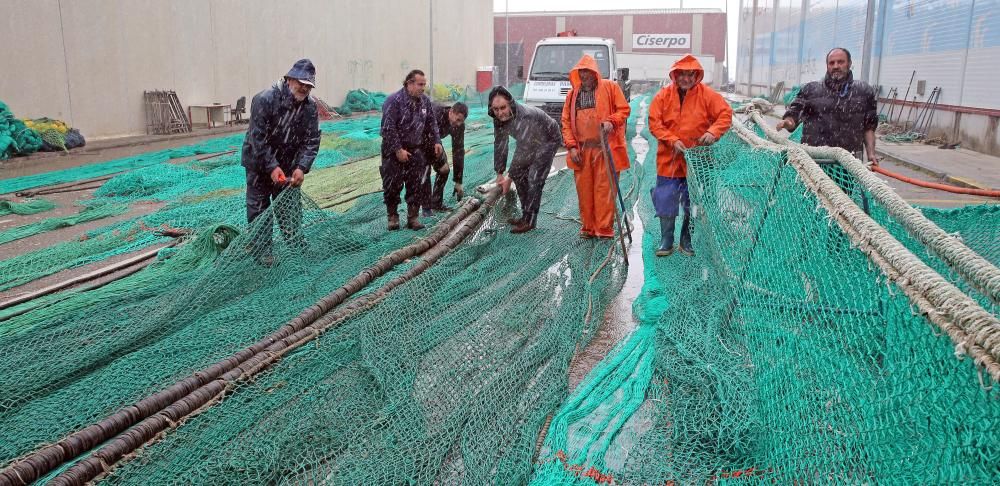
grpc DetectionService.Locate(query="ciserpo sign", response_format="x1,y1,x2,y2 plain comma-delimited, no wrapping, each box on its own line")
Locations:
633,34,690,49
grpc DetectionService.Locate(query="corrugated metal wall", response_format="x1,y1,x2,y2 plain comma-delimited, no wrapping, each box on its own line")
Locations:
738,0,998,108
962,0,1000,110
736,0,1000,154
738,0,872,94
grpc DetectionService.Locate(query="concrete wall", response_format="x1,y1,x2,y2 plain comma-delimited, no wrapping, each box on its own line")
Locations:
0,0,493,139
735,0,1000,156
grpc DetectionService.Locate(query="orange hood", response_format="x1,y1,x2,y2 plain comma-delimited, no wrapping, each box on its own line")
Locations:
668,54,705,85
569,55,603,90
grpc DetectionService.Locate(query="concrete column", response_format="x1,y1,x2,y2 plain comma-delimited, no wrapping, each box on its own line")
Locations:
692,14,703,54
797,0,808,86
747,0,758,94
769,0,778,91
860,0,876,83
556,16,565,33
623,15,633,53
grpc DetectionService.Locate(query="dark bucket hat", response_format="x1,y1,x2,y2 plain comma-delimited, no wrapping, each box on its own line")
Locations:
286,59,316,87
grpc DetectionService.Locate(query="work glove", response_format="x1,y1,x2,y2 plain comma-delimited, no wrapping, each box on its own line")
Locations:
453,182,464,201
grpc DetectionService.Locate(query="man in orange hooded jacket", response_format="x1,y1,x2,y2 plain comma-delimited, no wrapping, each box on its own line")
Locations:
648,54,732,256
561,55,631,239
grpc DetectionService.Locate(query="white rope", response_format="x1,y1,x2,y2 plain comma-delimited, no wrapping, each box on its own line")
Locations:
747,110,1000,306
731,120,1000,382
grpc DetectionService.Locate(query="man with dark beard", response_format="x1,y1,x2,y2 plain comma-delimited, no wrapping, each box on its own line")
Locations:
777,47,878,164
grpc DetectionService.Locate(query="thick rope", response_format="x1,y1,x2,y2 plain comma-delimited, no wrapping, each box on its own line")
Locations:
748,111,1000,306
44,188,504,486
731,121,1000,383
0,194,490,486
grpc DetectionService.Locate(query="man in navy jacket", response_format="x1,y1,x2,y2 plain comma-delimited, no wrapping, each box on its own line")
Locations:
420,102,468,215
380,69,442,230
241,59,321,262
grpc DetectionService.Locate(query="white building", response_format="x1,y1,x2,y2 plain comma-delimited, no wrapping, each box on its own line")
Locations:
0,0,494,139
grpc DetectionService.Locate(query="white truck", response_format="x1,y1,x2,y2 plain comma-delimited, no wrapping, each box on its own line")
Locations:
521,36,630,119
616,53,715,85
616,53,716,94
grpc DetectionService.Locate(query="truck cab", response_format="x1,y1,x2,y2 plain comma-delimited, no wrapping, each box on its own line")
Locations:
522,36,630,119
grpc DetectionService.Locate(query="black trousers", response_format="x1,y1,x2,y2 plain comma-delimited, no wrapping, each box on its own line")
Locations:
509,142,559,222
422,150,450,209
381,149,428,208
245,168,303,251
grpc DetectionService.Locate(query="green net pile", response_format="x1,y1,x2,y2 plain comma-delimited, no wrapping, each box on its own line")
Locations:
0,198,55,216
0,101,44,159
334,89,388,115
531,95,999,484
781,85,801,105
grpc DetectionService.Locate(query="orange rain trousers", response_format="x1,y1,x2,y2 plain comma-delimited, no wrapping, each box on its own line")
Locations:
573,106,617,237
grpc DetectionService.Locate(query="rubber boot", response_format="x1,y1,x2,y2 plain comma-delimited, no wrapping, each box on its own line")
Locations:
655,217,675,257
678,213,694,256
511,212,536,234
387,205,400,231
406,204,425,230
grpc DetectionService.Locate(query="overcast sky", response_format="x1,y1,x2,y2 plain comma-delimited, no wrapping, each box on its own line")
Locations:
493,0,741,72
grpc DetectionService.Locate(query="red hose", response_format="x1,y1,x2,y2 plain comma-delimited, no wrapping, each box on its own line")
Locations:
871,165,1000,198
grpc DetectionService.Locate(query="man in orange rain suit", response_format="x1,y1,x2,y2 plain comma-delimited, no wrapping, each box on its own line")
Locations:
561,54,631,239
648,54,732,257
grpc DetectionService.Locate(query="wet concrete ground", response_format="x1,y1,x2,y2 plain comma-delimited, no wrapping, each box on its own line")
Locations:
757,111,998,208
567,100,651,389
0,145,216,303
0,127,245,180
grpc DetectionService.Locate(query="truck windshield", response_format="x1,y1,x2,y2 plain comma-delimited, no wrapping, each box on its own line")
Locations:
529,45,611,81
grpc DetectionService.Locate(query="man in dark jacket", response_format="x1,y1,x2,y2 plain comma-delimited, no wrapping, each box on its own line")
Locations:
380,69,443,230
421,102,468,215
241,59,321,261
488,86,563,234
777,48,878,164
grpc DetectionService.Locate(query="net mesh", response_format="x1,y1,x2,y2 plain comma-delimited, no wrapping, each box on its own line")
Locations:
0,101,44,159
0,198,55,216
531,95,1000,485
0,104,636,484
0,117,384,294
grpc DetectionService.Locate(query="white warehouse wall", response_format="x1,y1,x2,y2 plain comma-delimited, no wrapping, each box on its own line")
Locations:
0,0,494,139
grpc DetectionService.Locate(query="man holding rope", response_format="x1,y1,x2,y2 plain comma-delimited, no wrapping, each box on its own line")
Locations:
561,54,631,239
241,59,321,265
648,54,732,257
776,47,878,165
